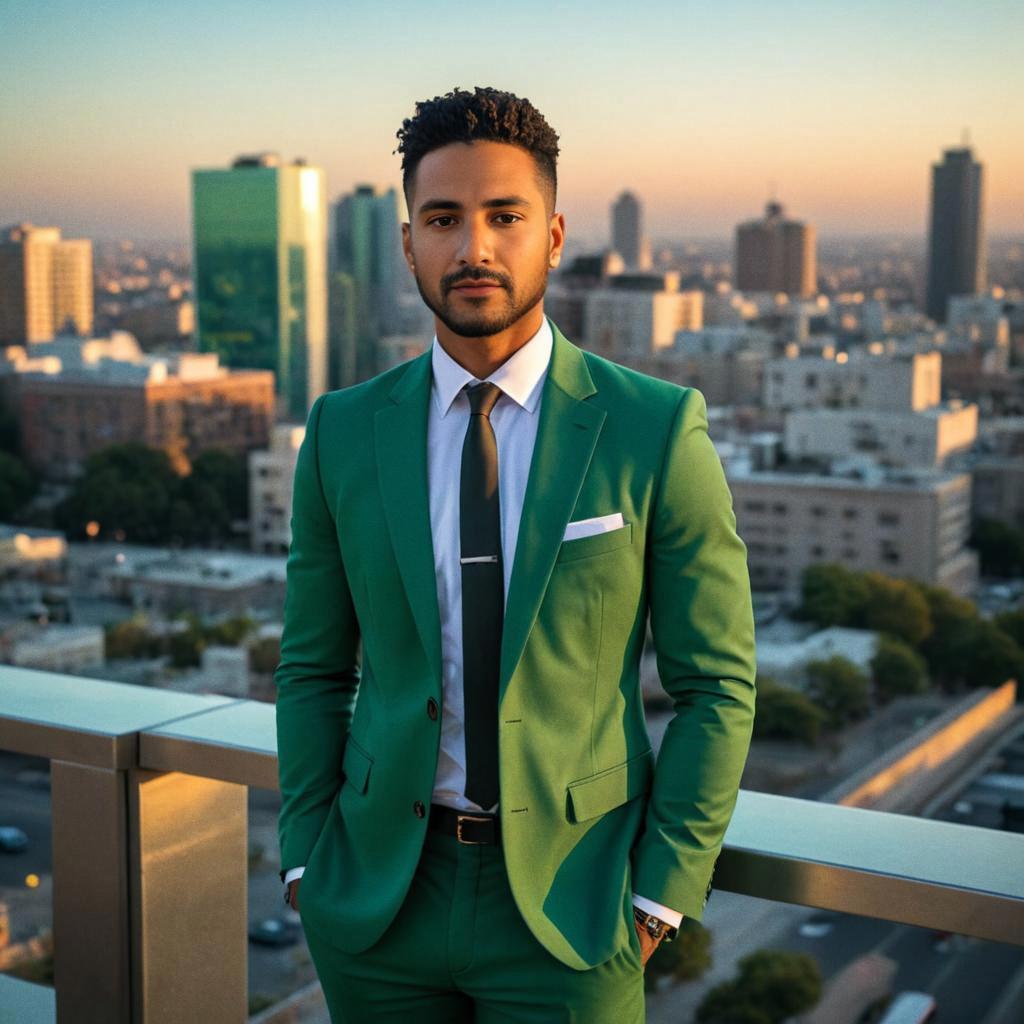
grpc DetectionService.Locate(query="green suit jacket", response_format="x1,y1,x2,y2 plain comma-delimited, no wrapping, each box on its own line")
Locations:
275,319,756,971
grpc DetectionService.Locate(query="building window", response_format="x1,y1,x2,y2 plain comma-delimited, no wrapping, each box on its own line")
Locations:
878,510,901,526
880,539,900,563
843,507,858,519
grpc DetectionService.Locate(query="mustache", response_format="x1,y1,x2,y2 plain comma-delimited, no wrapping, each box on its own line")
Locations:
442,268,512,293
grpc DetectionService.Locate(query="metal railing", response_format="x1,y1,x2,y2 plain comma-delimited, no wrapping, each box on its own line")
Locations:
1,664,1022,1023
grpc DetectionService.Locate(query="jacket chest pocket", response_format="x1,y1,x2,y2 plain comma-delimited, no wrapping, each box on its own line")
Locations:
555,522,633,565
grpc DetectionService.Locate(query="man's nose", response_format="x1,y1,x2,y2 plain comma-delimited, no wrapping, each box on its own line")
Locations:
456,219,494,265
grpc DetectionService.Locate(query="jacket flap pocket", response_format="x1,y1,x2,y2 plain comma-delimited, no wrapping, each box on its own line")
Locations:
566,747,654,822
342,736,373,794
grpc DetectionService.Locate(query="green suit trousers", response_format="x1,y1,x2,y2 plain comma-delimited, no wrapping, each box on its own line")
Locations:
299,820,646,1022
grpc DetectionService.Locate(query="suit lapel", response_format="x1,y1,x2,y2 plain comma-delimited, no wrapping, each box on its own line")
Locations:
375,348,444,691
373,321,605,702
499,323,605,700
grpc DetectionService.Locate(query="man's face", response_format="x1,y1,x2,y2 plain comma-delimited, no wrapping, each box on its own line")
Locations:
401,140,564,338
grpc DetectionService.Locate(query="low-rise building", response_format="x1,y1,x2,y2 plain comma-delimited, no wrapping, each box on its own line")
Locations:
250,424,304,554
728,462,978,600
0,332,274,479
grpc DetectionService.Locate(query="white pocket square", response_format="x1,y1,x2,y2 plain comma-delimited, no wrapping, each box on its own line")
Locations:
562,512,625,542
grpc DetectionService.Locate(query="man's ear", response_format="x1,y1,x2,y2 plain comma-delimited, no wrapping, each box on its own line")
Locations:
401,222,415,273
549,212,566,269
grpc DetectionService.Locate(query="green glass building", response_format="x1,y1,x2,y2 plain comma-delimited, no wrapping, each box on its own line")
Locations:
192,153,327,420
333,184,402,381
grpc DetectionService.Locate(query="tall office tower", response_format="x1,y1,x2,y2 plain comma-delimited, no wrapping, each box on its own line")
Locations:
610,191,651,270
332,184,402,381
925,146,986,323
328,270,358,392
192,152,328,421
0,223,94,344
734,201,817,298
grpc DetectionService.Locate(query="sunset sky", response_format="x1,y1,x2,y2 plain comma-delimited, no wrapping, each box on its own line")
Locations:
2,0,1021,244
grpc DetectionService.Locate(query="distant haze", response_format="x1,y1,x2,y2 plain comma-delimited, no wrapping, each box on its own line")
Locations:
2,0,1021,243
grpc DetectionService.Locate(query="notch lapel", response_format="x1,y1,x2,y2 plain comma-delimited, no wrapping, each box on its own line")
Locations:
373,323,605,705
374,349,443,692
498,323,605,702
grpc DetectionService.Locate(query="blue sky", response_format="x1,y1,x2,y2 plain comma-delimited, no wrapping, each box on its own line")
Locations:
2,0,1021,241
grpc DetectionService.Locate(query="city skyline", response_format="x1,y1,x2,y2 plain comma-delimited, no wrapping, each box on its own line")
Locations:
2,1,1022,243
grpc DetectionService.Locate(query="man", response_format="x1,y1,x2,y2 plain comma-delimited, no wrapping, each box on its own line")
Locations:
275,87,756,1022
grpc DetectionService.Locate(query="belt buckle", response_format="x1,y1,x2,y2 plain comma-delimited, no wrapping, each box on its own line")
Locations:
456,813,492,845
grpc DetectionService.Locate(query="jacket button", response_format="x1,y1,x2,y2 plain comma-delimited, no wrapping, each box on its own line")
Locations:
426,697,438,720
413,800,426,818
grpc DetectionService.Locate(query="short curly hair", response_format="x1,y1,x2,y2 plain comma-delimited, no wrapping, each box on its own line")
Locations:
396,86,560,211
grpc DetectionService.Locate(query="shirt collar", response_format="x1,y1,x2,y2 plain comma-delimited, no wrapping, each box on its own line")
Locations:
430,316,553,418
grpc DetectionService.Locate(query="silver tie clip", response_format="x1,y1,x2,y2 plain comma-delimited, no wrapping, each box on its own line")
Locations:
460,555,499,563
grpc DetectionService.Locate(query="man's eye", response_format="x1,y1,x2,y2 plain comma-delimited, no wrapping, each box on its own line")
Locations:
494,214,521,225
430,216,456,227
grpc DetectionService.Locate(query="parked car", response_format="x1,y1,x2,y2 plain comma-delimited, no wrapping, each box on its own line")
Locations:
248,916,301,947
876,990,937,1023
0,826,29,853
799,911,840,938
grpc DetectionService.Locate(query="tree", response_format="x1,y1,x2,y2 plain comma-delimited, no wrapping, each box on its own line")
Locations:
51,441,249,547
993,608,1024,651
0,451,37,519
797,563,869,627
53,443,179,542
189,449,249,522
206,614,256,646
914,582,982,689
870,634,930,703
248,635,281,674
804,656,871,728
0,393,21,454
859,572,932,647
696,949,822,1023
173,476,231,545
968,620,1024,691
753,677,828,745
104,616,159,660
971,518,1024,577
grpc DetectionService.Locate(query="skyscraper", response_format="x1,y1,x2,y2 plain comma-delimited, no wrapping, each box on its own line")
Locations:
332,184,402,381
734,201,816,298
925,146,986,323
610,191,651,270
0,223,93,344
191,152,328,421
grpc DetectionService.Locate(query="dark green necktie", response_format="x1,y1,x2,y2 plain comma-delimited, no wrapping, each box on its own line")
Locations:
460,380,504,810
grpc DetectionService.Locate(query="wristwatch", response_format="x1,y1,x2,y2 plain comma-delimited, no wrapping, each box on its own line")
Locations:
633,906,677,943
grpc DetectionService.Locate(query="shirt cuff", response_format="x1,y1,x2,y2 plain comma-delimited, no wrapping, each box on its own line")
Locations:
632,893,683,930
284,866,306,886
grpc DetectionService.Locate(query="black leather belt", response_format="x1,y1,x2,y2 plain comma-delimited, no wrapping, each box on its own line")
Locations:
429,804,501,845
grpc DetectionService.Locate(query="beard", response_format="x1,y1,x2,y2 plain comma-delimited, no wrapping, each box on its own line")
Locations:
413,262,549,339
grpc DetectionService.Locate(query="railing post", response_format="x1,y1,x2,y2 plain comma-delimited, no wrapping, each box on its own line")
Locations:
127,768,248,1023
49,761,249,1023
51,761,132,1023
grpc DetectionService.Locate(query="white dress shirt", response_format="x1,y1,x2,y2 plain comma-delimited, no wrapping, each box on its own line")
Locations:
285,316,681,930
